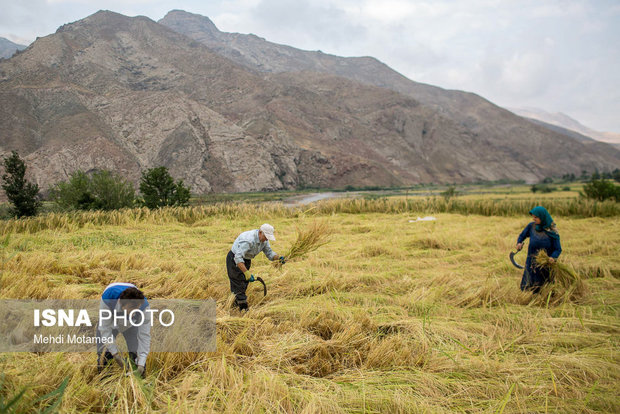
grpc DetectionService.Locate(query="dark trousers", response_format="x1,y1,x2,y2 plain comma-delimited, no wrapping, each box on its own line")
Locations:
96,326,139,370
226,250,251,309
520,255,551,294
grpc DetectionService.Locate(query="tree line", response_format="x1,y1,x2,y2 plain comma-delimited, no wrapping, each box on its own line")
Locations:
2,150,619,218
531,170,620,200
1,151,191,218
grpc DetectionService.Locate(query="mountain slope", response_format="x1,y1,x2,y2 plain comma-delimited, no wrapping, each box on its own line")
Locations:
159,11,617,143
0,10,454,191
0,10,618,196
0,11,289,192
159,10,620,174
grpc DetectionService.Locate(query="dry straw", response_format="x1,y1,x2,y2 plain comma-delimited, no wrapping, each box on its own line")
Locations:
534,250,588,303
273,221,330,269
1,197,618,412
2,197,619,236
534,250,579,287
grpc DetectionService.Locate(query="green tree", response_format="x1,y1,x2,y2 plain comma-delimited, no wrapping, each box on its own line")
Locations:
1,151,40,217
582,179,620,202
172,180,191,206
89,170,136,210
50,170,135,211
49,171,91,210
139,167,191,208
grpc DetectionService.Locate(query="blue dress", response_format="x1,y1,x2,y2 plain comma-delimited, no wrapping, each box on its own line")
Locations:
517,222,562,292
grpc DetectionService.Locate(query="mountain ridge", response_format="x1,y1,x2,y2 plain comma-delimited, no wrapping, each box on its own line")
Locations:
0,37,27,59
158,10,620,152
0,10,618,197
508,107,620,146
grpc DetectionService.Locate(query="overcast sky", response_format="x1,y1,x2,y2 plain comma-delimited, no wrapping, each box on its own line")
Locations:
1,0,619,132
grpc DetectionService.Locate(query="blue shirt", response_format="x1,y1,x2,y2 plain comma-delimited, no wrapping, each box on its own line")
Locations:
518,222,562,259
98,283,151,366
231,229,277,264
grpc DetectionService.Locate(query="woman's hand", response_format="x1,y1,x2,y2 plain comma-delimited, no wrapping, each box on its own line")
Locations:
548,257,555,264
516,242,523,251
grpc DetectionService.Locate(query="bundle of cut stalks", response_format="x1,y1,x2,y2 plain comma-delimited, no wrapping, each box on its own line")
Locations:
534,250,588,303
273,221,330,268
534,250,580,288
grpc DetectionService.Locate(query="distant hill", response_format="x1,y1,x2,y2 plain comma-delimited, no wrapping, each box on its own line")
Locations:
0,10,618,197
0,37,27,59
520,118,595,143
508,107,620,148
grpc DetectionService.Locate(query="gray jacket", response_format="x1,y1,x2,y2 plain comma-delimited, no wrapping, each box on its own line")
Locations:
231,229,277,264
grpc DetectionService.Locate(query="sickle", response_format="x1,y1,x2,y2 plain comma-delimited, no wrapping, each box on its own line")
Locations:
256,277,267,296
509,250,524,269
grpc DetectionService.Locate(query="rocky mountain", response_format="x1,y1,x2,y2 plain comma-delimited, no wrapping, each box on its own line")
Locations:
0,10,619,196
159,10,620,153
508,107,620,148
0,37,27,59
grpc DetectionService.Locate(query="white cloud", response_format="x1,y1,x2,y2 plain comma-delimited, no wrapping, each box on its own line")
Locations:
530,1,586,18
498,52,552,97
360,0,419,23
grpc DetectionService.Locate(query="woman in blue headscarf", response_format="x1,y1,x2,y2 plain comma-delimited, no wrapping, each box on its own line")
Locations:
515,206,562,292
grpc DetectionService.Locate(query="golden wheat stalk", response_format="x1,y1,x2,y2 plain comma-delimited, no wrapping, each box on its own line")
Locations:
534,250,580,288
273,221,330,268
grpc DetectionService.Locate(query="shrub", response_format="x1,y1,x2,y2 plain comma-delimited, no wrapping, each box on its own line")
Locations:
89,170,136,210
531,184,555,193
581,179,620,202
49,171,90,210
1,151,40,217
139,167,191,208
50,170,135,211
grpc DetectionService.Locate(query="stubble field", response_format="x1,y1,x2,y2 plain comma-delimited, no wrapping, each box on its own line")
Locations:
0,196,618,413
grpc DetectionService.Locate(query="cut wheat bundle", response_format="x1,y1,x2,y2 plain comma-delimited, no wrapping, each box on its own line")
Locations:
534,250,579,287
534,250,588,303
273,221,331,269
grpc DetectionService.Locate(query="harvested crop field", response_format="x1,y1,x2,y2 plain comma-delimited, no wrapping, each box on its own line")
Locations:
0,198,618,413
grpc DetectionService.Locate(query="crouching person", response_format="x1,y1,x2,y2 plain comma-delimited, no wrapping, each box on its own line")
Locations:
96,283,150,377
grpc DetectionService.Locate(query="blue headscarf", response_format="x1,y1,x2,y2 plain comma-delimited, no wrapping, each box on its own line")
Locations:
529,206,559,240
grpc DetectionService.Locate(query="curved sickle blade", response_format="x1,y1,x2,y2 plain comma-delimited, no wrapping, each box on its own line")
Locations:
256,277,267,296
509,251,524,269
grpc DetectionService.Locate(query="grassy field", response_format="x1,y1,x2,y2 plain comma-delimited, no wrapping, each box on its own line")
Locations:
0,195,618,413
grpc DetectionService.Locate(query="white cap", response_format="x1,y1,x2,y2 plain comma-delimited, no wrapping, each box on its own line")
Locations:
259,223,276,241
